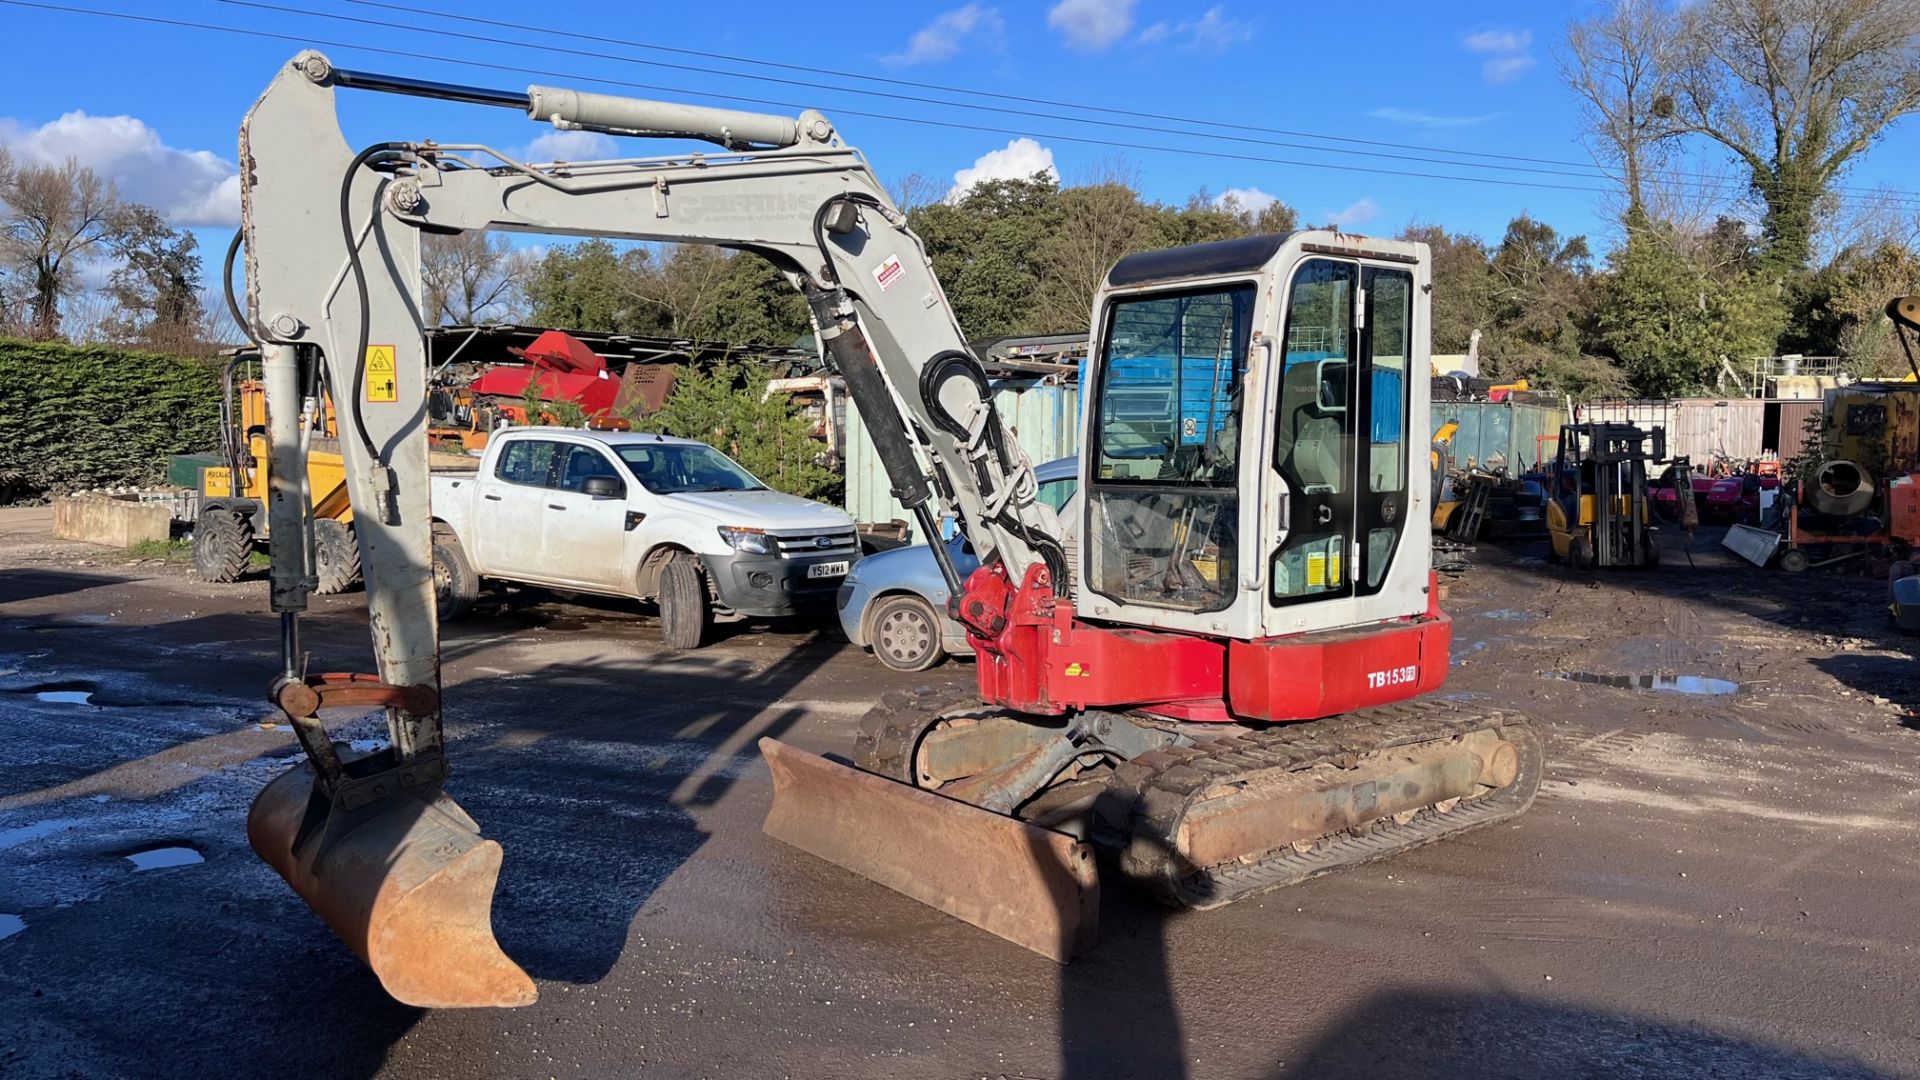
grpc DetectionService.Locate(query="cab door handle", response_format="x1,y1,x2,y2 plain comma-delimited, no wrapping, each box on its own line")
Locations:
1315,505,1333,524
547,503,567,511
484,493,503,502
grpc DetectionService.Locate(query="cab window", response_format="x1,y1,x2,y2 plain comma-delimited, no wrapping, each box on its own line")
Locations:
495,438,562,487
557,446,625,495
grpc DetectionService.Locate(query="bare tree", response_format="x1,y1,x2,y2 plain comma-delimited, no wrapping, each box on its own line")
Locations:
1668,0,1920,275
630,243,736,336
0,157,122,339
1032,166,1161,330
421,229,533,325
1562,0,1684,222
887,171,944,212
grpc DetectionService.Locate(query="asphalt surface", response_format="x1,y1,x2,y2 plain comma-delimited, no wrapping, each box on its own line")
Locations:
3,506,1919,1079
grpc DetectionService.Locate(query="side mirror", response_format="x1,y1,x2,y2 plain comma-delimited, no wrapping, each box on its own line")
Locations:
582,475,623,499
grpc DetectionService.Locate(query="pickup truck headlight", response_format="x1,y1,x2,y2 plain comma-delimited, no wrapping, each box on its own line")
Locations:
716,526,772,555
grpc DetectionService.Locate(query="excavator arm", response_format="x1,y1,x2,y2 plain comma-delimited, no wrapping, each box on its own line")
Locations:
239,52,1071,1004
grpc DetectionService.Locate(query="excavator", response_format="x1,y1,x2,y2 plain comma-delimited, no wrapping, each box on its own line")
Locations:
237,51,1542,1006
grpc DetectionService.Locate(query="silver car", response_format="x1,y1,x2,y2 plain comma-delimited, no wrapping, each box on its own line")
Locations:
838,456,1077,672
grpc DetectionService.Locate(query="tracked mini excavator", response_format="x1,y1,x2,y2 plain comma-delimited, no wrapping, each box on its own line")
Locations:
237,51,1542,1005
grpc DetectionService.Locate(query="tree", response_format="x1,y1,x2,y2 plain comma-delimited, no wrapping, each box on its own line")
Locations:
1480,216,1607,390
524,239,659,334
1805,240,1920,375
1562,0,1683,219
1400,223,1496,353
103,204,205,354
909,173,1061,337
421,229,533,325
685,250,810,345
1668,0,1920,278
1031,181,1161,330
645,359,840,499
1594,211,1788,395
0,157,122,339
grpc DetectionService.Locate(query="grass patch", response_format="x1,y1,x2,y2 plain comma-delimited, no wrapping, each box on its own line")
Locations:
128,538,192,560
249,551,272,569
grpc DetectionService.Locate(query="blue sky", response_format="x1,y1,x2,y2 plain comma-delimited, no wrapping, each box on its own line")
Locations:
0,0,1914,266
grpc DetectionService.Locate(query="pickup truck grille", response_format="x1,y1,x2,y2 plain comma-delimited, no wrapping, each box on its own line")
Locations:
769,527,859,557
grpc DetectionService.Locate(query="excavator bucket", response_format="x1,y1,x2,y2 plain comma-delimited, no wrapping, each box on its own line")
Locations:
248,761,537,1008
759,737,1098,962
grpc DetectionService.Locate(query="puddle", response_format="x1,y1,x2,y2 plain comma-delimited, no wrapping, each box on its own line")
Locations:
1451,640,1492,666
124,845,204,871
10,681,98,705
35,689,94,705
1475,609,1535,621
1553,672,1741,696
0,818,82,851
0,914,22,941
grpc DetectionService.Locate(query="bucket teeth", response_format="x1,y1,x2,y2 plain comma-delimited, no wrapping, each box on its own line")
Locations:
248,762,537,1008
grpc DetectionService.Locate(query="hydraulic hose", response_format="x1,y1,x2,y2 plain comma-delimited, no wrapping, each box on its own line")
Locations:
339,142,410,467
222,228,254,346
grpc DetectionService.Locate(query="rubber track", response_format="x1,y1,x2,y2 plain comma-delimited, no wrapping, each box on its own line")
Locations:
1094,700,1543,910
852,688,989,782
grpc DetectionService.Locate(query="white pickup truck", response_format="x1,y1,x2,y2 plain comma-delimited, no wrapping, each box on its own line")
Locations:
429,427,859,648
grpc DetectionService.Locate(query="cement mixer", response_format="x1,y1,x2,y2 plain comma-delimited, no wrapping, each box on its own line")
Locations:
1807,460,1876,517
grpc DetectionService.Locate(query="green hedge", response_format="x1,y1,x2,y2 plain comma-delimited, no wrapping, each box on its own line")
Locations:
0,339,222,502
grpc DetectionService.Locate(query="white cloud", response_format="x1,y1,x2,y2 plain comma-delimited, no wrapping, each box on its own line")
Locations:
524,129,619,161
1214,187,1277,214
0,111,238,227
1325,197,1379,229
1462,28,1531,53
947,138,1057,202
884,4,1005,67
1460,26,1534,84
1137,5,1252,50
1482,55,1538,84
1367,106,1502,129
1048,0,1136,52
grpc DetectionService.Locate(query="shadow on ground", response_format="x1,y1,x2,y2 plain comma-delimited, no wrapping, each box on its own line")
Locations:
1269,988,1892,1079
0,594,840,1079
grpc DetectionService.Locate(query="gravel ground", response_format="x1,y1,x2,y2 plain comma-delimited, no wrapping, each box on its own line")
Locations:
3,506,1918,1079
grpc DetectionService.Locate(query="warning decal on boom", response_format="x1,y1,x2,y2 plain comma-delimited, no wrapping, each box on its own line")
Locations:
366,345,397,402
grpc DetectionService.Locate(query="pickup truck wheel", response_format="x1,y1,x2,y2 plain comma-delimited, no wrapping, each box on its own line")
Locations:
432,526,478,621
312,519,362,595
194,506,252,584
659,553,711,649
869,594,945,673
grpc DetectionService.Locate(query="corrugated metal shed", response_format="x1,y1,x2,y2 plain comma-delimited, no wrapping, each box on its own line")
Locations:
1579,398,1814,464
1773,401,1822,463
844,380,1081,537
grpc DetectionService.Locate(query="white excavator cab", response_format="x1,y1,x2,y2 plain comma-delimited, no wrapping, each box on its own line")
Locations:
1077,232,1435,644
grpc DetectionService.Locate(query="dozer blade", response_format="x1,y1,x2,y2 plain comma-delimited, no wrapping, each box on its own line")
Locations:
759,737,1098,962
248,761,537,1008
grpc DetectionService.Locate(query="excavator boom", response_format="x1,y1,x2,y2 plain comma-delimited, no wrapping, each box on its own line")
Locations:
239,52,1077,999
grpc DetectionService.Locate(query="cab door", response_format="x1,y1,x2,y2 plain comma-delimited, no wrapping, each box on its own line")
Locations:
1265,259,1416,626
1268,258,1358,614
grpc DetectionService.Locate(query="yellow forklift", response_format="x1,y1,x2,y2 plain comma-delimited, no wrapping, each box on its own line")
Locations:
1546,422,1663,569
194,353,361,593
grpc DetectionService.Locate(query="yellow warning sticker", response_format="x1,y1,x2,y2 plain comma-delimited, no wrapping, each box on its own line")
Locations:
1328,550,1342,584
1306,551,1326,588
365,344,397,403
